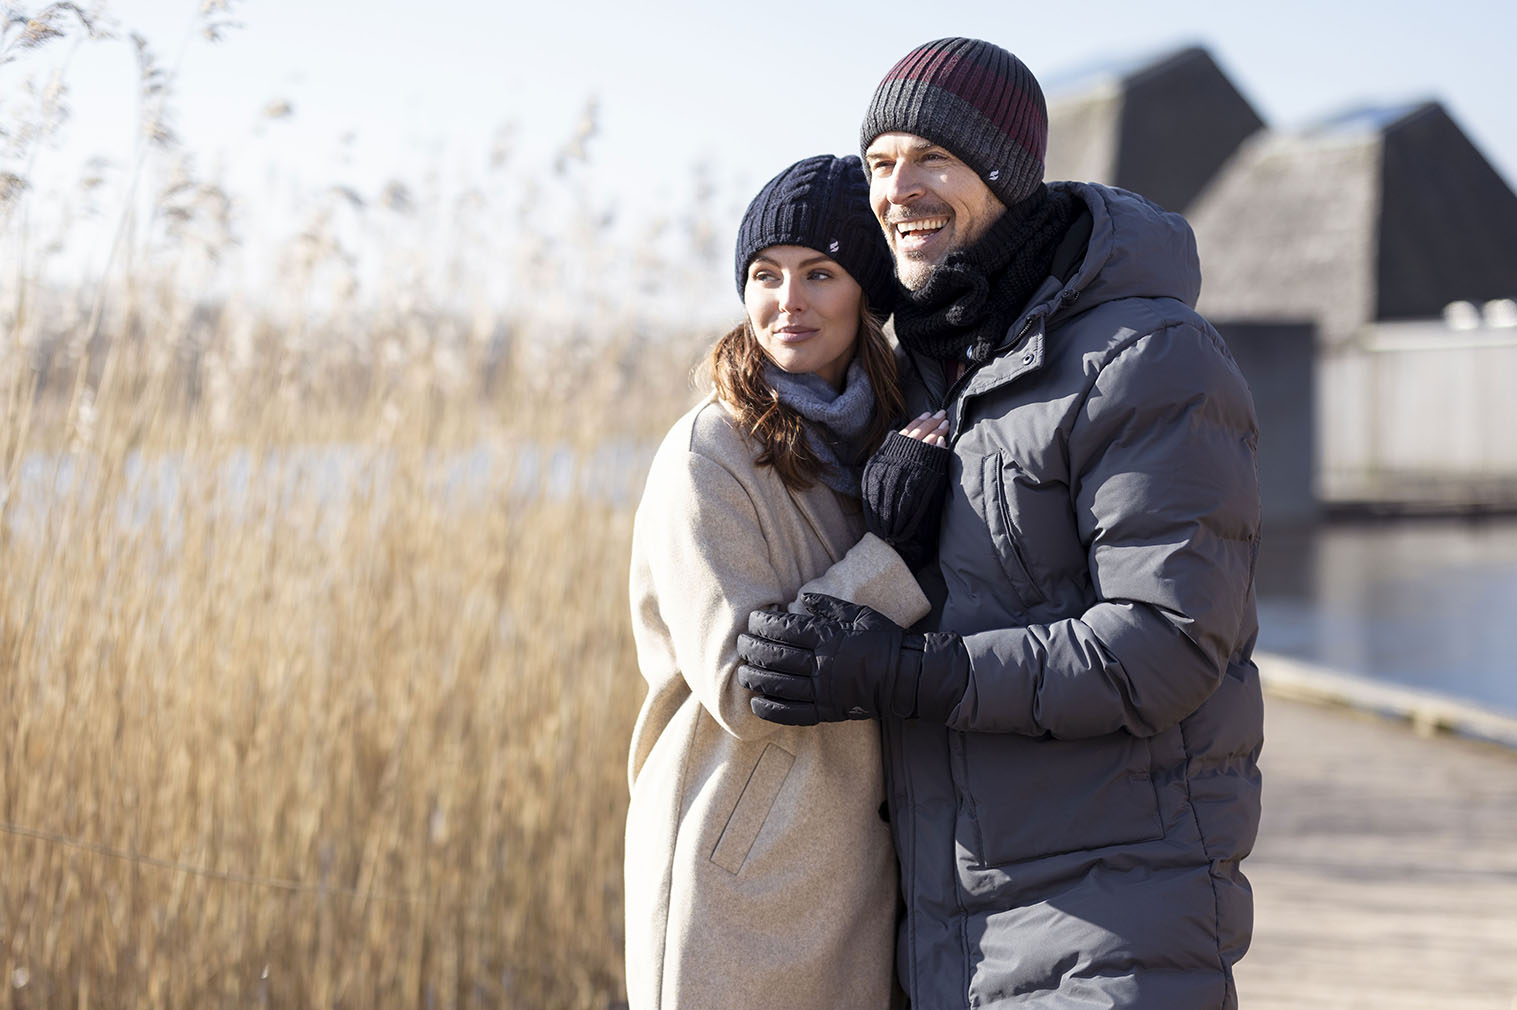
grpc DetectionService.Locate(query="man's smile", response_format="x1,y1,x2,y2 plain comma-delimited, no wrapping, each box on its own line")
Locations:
890,214,950,253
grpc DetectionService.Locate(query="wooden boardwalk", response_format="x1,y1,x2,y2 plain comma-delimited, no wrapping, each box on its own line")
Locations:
1237,693,1517,1009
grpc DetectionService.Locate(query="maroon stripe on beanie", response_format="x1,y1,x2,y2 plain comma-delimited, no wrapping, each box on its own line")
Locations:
944,66,1046,160
880,39,954,84
880,44,959,93
880,50,1046,159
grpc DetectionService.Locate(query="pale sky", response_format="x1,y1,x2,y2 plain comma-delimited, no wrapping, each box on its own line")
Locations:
11,0,1517,309
31,0,1517,186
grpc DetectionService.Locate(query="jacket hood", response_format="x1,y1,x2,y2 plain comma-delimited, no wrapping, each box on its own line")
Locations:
1044,181,1202,319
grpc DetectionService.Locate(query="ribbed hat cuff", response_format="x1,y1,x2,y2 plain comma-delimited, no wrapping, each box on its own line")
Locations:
862,99,1042,208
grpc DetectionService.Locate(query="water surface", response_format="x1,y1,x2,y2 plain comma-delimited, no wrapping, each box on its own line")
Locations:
1255,517,1517,715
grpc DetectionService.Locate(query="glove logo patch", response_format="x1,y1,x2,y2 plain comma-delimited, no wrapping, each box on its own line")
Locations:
847,706,870,718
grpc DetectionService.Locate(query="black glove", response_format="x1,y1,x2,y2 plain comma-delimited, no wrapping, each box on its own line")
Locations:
862,430,951,570
736,593,970,726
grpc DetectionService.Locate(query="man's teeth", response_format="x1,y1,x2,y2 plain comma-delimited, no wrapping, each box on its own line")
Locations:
897,218,947,235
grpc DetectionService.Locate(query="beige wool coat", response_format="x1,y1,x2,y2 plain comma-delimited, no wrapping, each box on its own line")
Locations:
625,395,929,1010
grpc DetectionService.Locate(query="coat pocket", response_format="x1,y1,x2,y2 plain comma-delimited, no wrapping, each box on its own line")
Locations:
958,731,1163,866
710,743,794,874
980,452,1048,609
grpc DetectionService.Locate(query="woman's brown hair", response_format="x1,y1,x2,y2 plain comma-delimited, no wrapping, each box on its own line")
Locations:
708,298,904,492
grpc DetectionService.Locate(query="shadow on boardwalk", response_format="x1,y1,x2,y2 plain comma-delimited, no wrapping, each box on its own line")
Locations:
1238,695,1517,1009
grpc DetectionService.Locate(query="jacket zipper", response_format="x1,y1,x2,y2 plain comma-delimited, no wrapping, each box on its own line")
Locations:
931,316,1040,436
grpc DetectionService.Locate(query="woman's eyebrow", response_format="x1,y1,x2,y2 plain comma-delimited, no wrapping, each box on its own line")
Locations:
750,254,837,269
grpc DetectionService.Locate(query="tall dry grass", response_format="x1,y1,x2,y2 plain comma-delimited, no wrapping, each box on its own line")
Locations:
2,4,722,1006
1,328,695,1008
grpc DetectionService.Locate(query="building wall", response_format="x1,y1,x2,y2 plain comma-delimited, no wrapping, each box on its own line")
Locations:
1216,322,1318,525
1317,325,1517,507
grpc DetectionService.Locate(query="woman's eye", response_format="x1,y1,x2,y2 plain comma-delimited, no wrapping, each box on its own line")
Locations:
808,270,833,281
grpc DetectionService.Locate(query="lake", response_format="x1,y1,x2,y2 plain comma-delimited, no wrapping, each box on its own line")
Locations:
1255,516,1517,716
11,446,1516,716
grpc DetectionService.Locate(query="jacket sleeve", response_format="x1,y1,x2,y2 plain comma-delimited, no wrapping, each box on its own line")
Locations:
948,322,1261,739
636,448,929,741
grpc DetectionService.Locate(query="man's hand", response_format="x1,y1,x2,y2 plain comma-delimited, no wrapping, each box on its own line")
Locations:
737,593,970,726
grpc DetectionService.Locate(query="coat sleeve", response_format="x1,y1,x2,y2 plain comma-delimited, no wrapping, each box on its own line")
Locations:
948,321,1261,739
635,447,929,742
793,532,931,627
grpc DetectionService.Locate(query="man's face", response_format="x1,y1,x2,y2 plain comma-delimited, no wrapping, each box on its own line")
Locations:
864,132,1006,291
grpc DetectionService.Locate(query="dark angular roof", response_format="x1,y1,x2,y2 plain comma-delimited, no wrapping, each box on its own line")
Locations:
1045,46,1265,213
1188,101,1517,342
1375,103,1517,321
1308,101,1427,137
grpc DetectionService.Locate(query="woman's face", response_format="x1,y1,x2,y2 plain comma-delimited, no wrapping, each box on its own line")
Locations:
743,244,862,390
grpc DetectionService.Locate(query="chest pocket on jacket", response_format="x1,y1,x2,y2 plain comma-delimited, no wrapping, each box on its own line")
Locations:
982,451,1087,611
981,453,1044,610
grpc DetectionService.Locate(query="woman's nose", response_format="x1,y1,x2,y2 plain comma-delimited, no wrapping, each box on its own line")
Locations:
779,277,806,312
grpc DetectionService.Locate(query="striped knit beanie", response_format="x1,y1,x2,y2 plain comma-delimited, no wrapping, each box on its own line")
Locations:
734,154,896,317
861,37,1047,208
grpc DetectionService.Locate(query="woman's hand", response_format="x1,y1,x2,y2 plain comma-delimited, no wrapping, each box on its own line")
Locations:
900,410,949,446
862,411,952,570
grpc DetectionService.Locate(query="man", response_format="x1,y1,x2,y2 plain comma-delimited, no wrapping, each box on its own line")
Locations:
737,37,1263,1010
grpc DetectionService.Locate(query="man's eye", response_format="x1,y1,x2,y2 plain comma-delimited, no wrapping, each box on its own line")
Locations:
808,270,833,281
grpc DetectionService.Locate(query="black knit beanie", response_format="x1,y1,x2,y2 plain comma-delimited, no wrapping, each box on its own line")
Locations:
861,37,1047,208
734,154,897,318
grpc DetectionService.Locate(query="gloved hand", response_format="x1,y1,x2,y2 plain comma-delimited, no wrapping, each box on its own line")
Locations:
862,427,951,570
736,593,970,726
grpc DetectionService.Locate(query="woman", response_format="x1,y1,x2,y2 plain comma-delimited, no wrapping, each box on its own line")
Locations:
624,154,947,1010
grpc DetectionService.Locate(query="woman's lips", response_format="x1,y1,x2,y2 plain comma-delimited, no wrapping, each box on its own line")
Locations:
773,325,817,343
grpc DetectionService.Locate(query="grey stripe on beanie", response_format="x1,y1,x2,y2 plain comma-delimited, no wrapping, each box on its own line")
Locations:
734,154,897,318
861,37,1047,207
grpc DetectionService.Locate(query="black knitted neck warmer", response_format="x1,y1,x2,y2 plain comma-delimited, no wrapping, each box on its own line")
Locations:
893,183,1079,365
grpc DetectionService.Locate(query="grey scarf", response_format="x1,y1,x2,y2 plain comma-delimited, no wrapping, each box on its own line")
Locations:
764,359,876,497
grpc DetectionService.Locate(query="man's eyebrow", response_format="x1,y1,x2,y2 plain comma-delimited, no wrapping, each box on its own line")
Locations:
867,136,939,160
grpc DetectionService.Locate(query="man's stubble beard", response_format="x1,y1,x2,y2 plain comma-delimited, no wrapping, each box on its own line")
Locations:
895,253,936,292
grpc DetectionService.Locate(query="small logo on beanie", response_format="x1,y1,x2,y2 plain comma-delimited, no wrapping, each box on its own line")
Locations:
829,239,840,254
988,169,1001,181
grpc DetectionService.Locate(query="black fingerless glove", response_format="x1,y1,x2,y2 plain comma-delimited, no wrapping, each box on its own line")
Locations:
862,430,951,570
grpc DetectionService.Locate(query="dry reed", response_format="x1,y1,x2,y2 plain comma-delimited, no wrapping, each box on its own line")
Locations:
1,4,723,1006
0,298,715,1009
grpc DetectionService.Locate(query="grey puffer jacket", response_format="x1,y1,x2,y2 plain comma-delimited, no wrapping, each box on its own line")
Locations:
886,182,1263,1010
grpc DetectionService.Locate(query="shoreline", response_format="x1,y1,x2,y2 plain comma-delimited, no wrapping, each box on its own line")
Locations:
1255,649,1517,751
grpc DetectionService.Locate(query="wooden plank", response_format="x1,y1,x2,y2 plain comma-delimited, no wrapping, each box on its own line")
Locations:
1237,694,1517,1009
